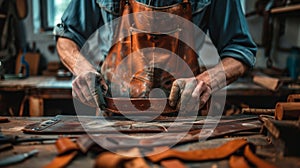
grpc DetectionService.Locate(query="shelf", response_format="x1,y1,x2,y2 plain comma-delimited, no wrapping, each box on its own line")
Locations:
271,4,300,14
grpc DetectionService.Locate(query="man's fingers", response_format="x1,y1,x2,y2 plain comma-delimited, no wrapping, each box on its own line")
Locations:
169,80,183,107
192,81,206,98
96,73,108,94
73,85,95,107
72,75,97,107
180,79,197,111
199,87,211,109
93,84,107,109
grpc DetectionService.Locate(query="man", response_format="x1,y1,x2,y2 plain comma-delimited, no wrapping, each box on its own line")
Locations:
54,0,257,114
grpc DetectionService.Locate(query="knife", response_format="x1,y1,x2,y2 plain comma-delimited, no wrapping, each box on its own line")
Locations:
0,149,39,166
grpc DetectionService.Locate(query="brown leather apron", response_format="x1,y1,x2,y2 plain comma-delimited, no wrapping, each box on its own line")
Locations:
101,0,200,99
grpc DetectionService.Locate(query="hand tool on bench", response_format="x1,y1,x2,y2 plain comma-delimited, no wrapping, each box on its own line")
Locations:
0,149,39,167
275,102,300,120
0,134,60,145
242,102,300,120
287,94,300,102
242,108,275,115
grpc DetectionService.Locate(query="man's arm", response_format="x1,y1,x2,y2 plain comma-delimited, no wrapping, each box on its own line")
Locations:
56,37,97,76
57,37,108,108
198,57,248,93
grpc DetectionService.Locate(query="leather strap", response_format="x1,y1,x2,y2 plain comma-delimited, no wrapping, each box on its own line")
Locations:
43,138,79,168
243,145,277,168
147,139,277,168
56,138,78,155
161,159,187,168
229,155,250,168
43,151,77,168
94,148,149,168
147,139,248,162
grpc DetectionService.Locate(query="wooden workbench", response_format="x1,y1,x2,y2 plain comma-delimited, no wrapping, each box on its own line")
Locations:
0,76,72,116
0,116,300,168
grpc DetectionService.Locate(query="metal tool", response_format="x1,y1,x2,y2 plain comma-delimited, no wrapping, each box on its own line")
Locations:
0,149,39,166
0,135,58,145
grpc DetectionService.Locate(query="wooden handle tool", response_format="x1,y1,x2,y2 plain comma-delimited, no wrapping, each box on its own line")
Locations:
275,102,300,120
287,94,300,102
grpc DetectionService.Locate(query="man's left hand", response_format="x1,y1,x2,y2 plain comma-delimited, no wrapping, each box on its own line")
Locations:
169,77,211,112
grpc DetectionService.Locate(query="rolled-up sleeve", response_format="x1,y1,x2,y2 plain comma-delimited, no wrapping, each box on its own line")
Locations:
53,0,102,48
209,0,257,68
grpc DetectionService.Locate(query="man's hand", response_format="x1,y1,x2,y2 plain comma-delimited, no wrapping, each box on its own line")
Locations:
169,57,249,112
72,71,108,108
169,77,211,112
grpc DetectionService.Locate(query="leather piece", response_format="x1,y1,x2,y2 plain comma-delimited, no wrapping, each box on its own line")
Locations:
243,145,277,168
43,138,79,168
105,97,177,114
161,159,187,168
56,137,78,155
94,148,149,168
43,151,77,168
22,115,261,139
229,155,250,168
147,139,248,162
147,139,277,168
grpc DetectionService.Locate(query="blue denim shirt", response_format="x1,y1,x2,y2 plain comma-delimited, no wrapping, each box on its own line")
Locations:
54,0,257,68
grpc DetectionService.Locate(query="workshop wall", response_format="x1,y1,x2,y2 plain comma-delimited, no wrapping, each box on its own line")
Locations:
246,0,300,69
22,0,59,64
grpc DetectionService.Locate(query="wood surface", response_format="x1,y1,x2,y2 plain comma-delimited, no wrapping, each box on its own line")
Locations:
0,117,298,167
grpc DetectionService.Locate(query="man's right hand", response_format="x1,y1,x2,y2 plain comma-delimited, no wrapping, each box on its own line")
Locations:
72,71,108,108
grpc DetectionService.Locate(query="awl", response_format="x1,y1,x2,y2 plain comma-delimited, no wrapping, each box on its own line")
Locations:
0,149,39,166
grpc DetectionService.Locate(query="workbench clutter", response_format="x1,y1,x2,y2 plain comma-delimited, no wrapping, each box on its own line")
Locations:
1,97,300,168
27,115,276,168
259,94,300,158
2,106,300,167
0,113,283,168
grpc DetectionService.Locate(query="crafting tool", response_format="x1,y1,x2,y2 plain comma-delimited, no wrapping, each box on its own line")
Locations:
0,149,39,166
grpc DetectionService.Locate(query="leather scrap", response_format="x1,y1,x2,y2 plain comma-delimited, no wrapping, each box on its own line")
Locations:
43,138,79,168
243,145,277,168
147,139,248,162
43,151,77,168
56,137,78,155
147,139,277,168
22,115,260,138
94,148,149,168
229,155,250,168
161,159,187,168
